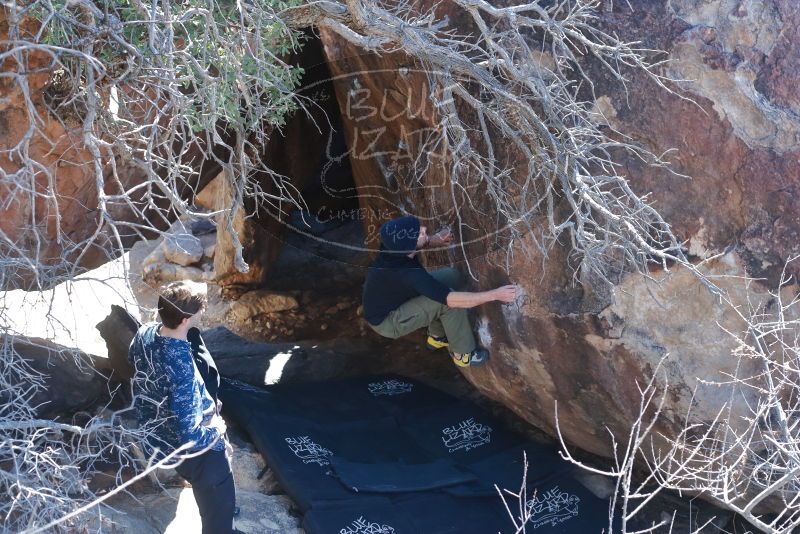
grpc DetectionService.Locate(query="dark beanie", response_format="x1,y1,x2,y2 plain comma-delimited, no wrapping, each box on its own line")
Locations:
379,216,420,254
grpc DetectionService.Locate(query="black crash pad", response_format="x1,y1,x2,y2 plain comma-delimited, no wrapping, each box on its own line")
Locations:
222,375,459,425
302,494,510,534
220,375,611,533
331,457,476,493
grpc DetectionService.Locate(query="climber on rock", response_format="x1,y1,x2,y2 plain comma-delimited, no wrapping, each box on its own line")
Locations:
362,215,518,367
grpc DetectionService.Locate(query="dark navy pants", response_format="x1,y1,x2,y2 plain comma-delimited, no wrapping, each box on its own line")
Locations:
174,447,236,534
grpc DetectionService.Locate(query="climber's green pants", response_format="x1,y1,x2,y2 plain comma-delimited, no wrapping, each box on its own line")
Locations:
369,267,477,354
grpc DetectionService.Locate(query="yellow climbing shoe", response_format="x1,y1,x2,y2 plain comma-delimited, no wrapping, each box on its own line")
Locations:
426,335,449,351
450,348,490,368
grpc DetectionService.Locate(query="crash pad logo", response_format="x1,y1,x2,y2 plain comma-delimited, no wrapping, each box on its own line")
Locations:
285,436,333,466
340,516,396,534
527,486,580,528
441,417,492,452
368,379,413,396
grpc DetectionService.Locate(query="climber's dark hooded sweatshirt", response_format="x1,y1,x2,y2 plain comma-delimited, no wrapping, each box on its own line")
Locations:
362,216,451,325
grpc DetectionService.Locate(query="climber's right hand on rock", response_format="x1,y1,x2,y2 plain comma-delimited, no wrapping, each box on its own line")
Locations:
492,285,518,303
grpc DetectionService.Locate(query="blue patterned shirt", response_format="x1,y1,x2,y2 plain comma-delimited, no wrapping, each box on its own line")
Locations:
128,322,224,460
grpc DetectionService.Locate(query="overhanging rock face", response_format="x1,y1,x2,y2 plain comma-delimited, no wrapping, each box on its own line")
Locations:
317,0,800,457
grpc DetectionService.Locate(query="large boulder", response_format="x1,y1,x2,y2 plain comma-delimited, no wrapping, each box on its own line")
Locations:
316,0,800,458
1,336,113,419
592,0,800,280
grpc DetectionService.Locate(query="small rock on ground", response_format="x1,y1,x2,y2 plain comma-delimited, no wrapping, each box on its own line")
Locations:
163,233,204,266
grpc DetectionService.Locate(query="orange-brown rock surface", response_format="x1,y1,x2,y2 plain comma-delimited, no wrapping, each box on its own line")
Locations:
317,0,800,456
0,11,214,290
0,13,135,289
0,20,334,291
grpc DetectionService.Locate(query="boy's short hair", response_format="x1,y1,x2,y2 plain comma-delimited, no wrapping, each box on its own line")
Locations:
157,281,207,329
